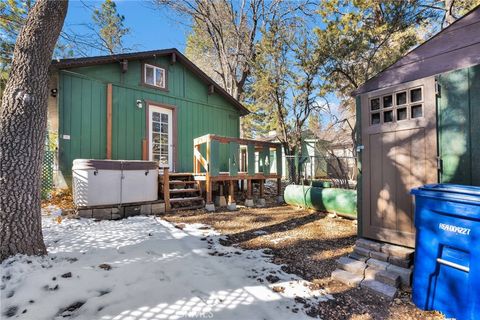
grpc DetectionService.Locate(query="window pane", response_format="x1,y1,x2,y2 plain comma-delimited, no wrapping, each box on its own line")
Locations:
152,112,160,122
383,95,393,108
152,122,161,132
371,113,380,125
152,144,160,153
160,145,168,154
410,88,422,102
370,98,380,111
397,107,407,121
384,110,393,123
161,123,168,134
152,133,160,144
145,66,154,85
411,104,423,118
155,68,164,88
161,114,168,123
153,154,160,161
160,155,168,164
396,92,407,105
160,134,168,144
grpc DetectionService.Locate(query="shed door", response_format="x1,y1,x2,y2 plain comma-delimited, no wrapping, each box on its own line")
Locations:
148,105,173,169
361,78,438,248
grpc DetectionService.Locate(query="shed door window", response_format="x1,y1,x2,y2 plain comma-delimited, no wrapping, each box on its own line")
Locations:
369,86,423,126
149,105,173,168
144,64,166,89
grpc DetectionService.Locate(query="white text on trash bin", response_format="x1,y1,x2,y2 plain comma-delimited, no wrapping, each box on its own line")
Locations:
439,223,471,235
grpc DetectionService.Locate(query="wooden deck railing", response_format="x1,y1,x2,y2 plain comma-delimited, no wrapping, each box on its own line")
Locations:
193,134,282,178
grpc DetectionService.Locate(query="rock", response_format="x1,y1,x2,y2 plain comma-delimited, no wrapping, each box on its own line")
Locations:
174,223,186,230
61,272,72,278
272,286,285,293
98,264,112,271
266,275,280,283
4,306,18,318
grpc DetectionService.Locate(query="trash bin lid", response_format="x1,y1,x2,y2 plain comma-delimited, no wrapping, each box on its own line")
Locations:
411,183,480,205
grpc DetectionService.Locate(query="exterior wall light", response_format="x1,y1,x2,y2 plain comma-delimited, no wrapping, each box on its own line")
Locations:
136,99,144,109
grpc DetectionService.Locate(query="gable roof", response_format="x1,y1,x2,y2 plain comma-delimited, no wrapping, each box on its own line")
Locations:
51,48,250,115
354,5,480,95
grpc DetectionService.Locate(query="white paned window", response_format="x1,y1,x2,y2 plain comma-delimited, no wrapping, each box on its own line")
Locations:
144,64,166,89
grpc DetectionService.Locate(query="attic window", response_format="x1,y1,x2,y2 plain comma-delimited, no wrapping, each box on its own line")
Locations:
144,63,166,89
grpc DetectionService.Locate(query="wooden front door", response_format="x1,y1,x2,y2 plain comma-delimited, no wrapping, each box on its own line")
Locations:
361,78,438,248
148,105,173,169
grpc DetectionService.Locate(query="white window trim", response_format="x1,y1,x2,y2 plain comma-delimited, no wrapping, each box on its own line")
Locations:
144,63,166,89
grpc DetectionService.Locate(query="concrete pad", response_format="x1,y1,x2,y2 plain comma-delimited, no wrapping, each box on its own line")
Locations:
356,238,382,252
256,198,266,207
227,202,237,211
361,279,397,300
337,256,367,276
387,264,413,287
331,269,363,287
205,203,216,212
245,199,255,207
366,258,390,271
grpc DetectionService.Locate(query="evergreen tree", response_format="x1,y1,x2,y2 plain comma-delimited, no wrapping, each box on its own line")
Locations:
92,0,129,54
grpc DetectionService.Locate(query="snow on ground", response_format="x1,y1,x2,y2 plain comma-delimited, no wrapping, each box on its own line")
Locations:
1,215,332,320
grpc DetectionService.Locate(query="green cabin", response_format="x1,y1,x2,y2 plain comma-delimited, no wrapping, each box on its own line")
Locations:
48,49,249,184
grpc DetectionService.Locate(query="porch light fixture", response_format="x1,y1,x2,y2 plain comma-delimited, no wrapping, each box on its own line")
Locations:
136,99,144,109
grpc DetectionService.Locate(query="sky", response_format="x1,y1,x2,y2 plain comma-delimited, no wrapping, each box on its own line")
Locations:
65,0,190,56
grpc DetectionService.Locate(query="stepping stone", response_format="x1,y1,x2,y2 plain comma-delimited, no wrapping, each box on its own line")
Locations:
366,258,390,271
353,246,371,258
336,256,367,275
331,269,363,287
361,279,397,300
348,252,368,262
364,267,400,288
356,238,382,252
370,250,389,262
381,243,414,260
387,264,413,287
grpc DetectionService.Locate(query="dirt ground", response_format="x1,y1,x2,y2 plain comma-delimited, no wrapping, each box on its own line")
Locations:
163,204,444,320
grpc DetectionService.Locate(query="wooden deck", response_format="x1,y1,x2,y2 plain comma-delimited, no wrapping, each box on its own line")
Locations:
160,134,283,211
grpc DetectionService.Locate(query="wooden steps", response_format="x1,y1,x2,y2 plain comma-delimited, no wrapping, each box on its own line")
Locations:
169,188,199,194
169,196,204,203
159,171,204,212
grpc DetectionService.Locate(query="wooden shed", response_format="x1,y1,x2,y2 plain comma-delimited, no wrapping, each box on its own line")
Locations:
354,6,480,248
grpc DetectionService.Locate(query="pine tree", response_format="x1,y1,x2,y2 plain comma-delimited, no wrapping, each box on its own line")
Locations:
92,0,129,55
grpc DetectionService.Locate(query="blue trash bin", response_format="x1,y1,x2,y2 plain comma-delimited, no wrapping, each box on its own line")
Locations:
411,184,480,320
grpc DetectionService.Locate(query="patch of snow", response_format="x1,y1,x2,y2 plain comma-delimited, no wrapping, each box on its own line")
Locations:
252,230,268,236
269,235,295,244
1,216,331,319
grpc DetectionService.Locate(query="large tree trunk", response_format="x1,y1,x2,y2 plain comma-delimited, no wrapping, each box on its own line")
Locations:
0,0,68,262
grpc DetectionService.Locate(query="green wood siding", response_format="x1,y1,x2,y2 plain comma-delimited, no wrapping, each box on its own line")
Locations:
437,64,480,186
57,57,241,179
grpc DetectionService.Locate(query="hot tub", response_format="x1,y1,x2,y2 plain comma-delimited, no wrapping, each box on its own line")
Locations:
72,159,158,207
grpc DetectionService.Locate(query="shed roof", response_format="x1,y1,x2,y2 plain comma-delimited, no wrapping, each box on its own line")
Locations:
51,48,250,115
354,5,480,95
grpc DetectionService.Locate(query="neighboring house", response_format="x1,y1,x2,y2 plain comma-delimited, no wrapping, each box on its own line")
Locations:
261,130,354,180
354,6,480,248
48,49,249,185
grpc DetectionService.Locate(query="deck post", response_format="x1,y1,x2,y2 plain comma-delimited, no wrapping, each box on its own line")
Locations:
257,179,266,207
163,167,170,212
205,176,215,212
276,178,283,203
227,181,236,210
245,179,254,207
